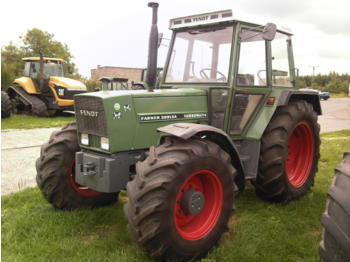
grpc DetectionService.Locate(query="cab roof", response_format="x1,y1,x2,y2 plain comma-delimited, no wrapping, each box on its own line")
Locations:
169,9,292,35
22,57,65,63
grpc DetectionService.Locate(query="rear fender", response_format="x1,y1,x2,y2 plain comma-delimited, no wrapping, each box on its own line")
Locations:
278,90,322,115
13,77,39,94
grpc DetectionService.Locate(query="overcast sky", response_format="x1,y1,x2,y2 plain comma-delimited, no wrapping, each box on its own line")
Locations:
1,0,350,77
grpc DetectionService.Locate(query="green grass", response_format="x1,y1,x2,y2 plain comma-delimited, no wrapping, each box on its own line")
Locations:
1,114,74,129
330,93,350,98
2,130,350,262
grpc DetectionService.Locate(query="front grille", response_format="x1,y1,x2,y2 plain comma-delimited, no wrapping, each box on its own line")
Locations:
75,96,107,137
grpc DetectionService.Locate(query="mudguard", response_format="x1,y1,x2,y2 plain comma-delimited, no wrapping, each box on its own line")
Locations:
13,77,39,94
278,90,322,115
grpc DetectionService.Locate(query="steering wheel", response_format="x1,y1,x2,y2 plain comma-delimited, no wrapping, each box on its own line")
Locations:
199,68,227,82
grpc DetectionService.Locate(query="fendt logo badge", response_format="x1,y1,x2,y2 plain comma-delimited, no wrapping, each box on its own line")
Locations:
80,110,99,117
193,16,208,22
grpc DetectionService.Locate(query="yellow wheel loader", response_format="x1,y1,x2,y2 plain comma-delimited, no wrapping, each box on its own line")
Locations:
7,57,86,116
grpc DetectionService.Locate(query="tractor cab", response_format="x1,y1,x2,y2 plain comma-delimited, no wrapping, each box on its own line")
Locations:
99,77,129,91
22,57,65,93
23,57,65,80
163,10,292,86
158,10,298,135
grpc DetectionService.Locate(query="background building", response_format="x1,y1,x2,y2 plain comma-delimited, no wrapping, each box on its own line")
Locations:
91,65,144,85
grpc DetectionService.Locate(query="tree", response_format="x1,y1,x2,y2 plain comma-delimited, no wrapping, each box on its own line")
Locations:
21,29,73,63
1,28,81,88
298,72,350,94
326,78,348,94
1,42,25,88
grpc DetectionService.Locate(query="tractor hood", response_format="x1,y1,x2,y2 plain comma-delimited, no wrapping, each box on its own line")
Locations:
74,88,208,153
50,76,86,90
79,88,206,99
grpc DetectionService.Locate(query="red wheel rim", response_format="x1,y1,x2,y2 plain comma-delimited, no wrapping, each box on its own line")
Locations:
174,169,223,241
68,161,101,197
285,121,314,188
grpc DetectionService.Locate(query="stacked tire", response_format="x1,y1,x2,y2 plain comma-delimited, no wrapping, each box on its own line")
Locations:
319,151,350,262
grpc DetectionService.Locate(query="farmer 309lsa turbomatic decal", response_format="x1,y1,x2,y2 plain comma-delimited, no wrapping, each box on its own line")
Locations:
36,2,321,260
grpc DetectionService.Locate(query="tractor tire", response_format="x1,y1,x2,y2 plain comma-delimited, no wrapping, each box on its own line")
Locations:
319,151,350,262
124,137,236,261
1,91,12,118
254,100,320,202
36,123,118,209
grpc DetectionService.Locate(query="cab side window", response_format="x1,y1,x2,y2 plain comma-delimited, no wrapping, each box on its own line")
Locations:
23,62,31,77
271,33,292,87
237,29,267,87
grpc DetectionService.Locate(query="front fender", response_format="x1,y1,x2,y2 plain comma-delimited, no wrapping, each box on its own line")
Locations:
157,123,246,191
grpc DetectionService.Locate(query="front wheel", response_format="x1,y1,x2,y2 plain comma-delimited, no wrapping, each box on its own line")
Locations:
254,100,320,202
124,137,236,261
36,123,118,209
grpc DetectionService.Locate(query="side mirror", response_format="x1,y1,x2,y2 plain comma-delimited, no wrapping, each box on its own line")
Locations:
263,23,277,41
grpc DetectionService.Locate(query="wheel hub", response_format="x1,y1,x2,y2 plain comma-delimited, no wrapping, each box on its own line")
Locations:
180,189,205,215
286,121,315,188
174,169,224,240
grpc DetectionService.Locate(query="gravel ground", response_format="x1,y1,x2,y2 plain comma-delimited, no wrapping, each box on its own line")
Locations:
1,97,350,195
318,97,350,133
1,128,58,195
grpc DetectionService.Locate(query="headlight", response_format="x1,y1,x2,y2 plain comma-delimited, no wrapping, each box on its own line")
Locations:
101,137,109,151
54,85,66,97
58,88,65,97
81,133,89,145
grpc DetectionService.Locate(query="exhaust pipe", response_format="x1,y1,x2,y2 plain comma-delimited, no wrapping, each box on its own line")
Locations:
146,2,159,92
39,51,44,92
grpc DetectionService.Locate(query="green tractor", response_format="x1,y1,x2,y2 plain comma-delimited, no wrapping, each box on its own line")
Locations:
36,2,321,260
131,67,163,90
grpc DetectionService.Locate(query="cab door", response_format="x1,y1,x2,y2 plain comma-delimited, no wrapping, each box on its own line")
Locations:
228,26,272,137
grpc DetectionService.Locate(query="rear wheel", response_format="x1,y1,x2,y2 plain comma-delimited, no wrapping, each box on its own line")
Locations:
319,151,350,262
1,91,11,118
254,100,320,202
124,137,236,261
36,123,118,209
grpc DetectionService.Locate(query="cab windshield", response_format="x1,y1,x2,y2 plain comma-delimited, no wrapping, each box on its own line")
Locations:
26,61,64,78
165,25,233,83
